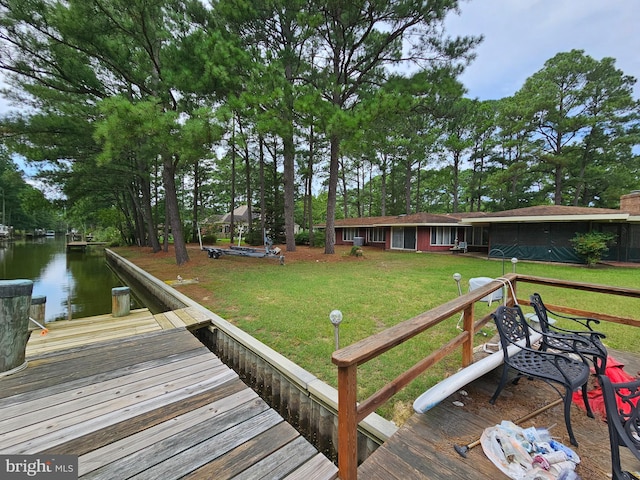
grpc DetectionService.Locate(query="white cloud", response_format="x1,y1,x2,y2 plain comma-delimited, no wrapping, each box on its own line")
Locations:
446,0,640,100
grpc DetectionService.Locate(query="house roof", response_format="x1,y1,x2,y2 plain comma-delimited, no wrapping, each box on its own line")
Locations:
463,205,630,224
330,212,465,228
218,205,257,224
322,203,638,229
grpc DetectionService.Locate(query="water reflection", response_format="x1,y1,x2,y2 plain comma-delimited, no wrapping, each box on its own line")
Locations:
0,237,137,322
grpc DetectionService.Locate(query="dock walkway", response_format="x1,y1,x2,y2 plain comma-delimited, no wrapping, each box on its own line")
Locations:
2,311,338,479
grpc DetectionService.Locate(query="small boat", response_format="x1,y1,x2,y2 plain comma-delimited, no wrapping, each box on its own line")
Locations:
45,230,56,237
0,224,10,239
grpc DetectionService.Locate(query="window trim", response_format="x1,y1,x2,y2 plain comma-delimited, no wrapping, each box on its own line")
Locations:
430,227,456,246
368,228,386,243
342,228,357,242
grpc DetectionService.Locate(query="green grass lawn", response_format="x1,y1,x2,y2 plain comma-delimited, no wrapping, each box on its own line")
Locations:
122,245,640,425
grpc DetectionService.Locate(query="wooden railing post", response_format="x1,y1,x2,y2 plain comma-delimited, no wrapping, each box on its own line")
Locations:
461,304,474,367
509,277,517,306
337,363,359,480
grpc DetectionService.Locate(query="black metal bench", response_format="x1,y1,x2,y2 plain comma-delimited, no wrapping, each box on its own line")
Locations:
530,293,608,374
598,374,640,479
490,305,594,446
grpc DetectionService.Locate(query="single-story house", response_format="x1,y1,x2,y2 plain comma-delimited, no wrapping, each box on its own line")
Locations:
325,191,640,264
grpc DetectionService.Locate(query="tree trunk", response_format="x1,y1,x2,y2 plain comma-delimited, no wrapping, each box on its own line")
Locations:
381,156,387,216
452,151,460,213
307,124,315,246
554,164,563,205
404,159,412,213
163,156,189,265
339,156,348,218
259,135,266,240
324,134,339,254
191,160,200,244
243,133,253,237
139,162,160,252
283,132,296,251
230,118,236,245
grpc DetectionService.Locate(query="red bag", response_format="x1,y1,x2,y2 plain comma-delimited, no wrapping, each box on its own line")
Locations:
572,356,639,417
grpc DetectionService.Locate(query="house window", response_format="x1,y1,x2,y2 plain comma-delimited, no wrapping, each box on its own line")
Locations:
430,227,456,246
391,227,416,250
342,228,357,242
369,228,386,243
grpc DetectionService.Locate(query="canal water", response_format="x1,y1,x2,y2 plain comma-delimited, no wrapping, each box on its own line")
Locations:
0,236,143,323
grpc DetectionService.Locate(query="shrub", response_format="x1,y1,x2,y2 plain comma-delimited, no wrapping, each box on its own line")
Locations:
243,229,264,246
349,245,363,257
201,233,217,245
97,227,122,247
295,231,310,245
570,231,616,267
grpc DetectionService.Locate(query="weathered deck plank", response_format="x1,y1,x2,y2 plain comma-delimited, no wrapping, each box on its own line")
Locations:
162,310,188,328
1,327,337,480
358,354,640,480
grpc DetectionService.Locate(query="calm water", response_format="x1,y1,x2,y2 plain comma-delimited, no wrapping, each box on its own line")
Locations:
0,236,139,323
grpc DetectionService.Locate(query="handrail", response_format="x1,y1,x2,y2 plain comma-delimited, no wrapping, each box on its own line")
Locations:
332,273,518,480
332,273,640,480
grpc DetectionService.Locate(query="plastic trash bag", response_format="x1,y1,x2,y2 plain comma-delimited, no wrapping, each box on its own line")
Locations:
480,421,581,480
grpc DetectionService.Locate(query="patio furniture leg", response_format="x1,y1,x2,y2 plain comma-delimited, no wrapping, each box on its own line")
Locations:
563,386,578,446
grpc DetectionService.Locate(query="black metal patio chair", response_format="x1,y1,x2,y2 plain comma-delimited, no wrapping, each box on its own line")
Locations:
490,305,594,446
530,293,608,374
598,374,640,480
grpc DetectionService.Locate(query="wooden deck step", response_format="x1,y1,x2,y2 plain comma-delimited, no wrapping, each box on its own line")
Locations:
26,309,162,357
25,306,217,358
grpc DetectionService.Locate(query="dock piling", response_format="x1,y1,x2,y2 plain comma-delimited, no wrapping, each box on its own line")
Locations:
0,279,33,375
29,295,47,331
112,286,131,317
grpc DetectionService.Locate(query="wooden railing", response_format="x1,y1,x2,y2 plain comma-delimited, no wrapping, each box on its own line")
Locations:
331,273,640,480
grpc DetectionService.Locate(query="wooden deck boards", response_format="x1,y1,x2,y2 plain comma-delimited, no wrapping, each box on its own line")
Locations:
10,306,640,479
26,307,213,356
358,349,640,480
2,327,337,479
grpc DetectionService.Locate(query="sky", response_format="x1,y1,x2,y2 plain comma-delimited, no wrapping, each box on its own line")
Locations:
444,0,639,101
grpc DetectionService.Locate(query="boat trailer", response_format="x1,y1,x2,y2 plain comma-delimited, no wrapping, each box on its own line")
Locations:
202,243,284,264
200,235,284,265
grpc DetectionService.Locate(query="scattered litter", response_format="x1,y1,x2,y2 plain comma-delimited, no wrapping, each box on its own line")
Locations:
165,277,199,286
459,390,468,397
481,421,581,479
452,401,465,407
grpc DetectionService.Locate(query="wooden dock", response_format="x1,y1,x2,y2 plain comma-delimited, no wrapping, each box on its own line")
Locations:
66,241,109,252
2,311,338,479
8,306,640,479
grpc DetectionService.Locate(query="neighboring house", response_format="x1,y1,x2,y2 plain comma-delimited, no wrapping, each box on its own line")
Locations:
206,205,258,236
323,191,640,264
